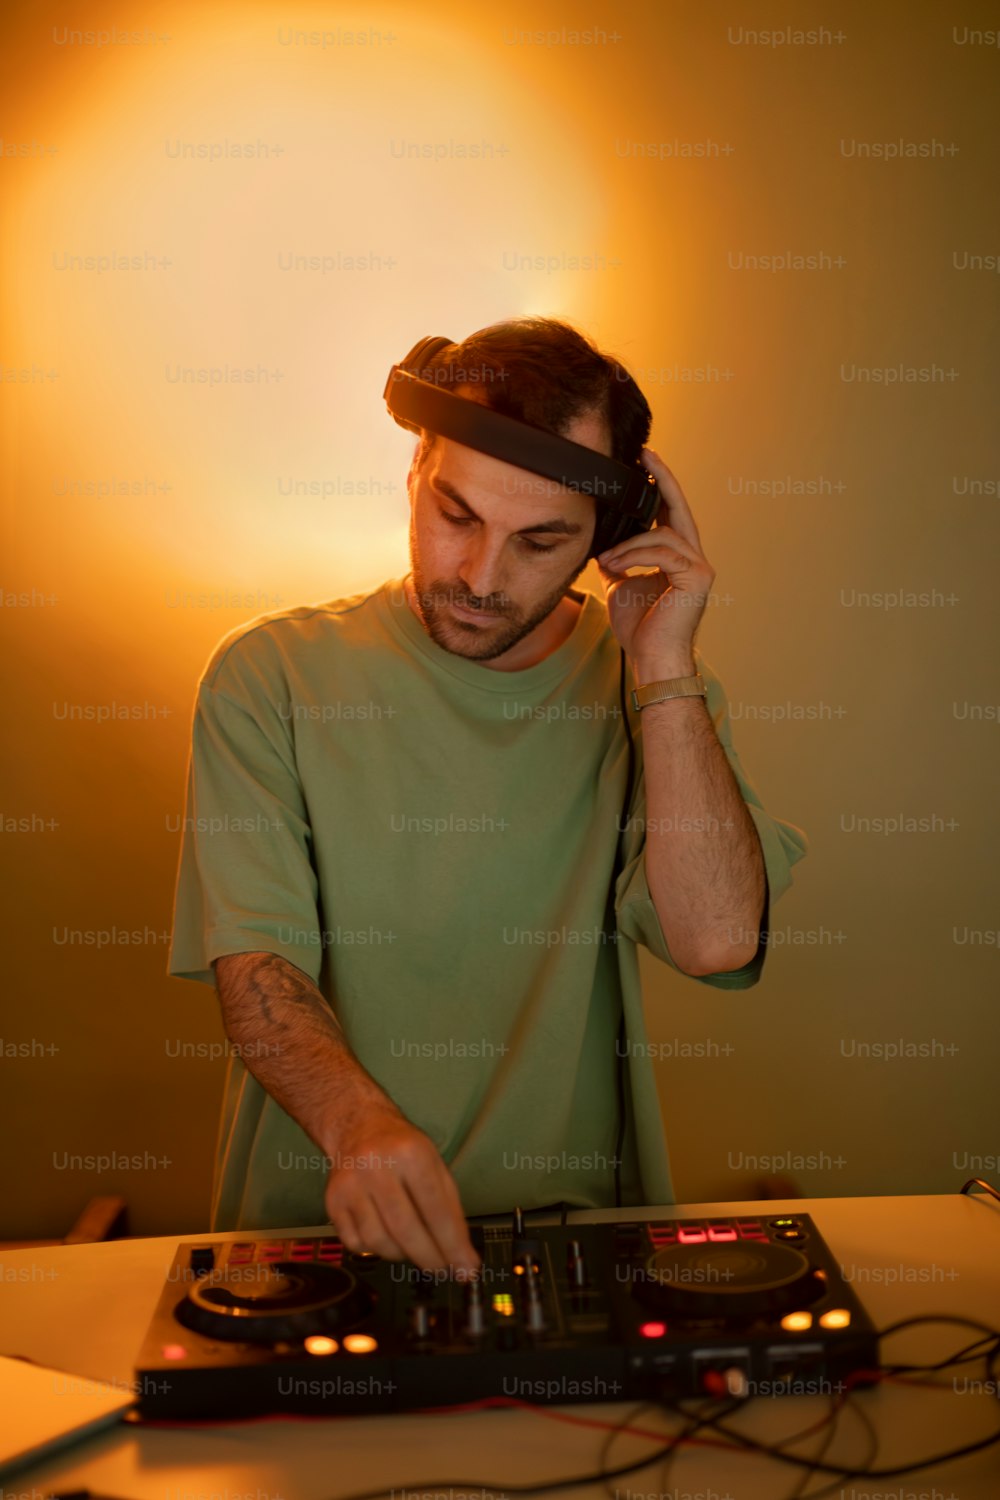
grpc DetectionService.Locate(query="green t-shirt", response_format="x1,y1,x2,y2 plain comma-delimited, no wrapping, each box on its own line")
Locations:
167,577,807,1230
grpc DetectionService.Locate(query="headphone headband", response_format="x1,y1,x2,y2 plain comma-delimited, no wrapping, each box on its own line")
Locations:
383,335,660,549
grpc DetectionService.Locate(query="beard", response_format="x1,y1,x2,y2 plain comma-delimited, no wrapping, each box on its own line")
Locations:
408,549,590,662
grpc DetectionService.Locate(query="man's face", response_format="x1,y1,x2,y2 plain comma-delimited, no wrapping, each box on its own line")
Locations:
406,402,610,662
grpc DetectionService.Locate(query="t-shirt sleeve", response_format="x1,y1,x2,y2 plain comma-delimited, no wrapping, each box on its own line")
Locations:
167,641,323,988
614,649,808,990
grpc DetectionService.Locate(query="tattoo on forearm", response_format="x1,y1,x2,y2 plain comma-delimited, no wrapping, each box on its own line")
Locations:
216,951,347,1045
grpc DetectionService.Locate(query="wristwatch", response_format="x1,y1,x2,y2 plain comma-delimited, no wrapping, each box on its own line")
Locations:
631,674,707,712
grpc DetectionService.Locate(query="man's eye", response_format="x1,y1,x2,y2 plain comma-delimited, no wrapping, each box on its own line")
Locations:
440,508,555,554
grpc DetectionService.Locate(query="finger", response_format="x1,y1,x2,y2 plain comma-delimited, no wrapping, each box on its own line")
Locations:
601,545,705,578
368,1176,462,1273
402,1155,481,1274
641,448,703,550
346,1190,408,1262
607,572,672,608
329,1203,362,1253
600,526,702,569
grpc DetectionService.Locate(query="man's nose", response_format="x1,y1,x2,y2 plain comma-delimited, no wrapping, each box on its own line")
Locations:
457,534,507,605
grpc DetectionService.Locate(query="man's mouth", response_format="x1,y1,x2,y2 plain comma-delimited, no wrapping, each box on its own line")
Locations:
450,598,504,622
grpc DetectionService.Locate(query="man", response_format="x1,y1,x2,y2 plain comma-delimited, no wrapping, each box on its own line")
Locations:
167,317,807,1278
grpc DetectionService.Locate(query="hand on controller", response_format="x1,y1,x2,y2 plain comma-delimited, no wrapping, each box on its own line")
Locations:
323,1100,481,1278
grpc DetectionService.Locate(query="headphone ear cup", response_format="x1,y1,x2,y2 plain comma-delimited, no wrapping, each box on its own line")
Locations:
590,510,643,560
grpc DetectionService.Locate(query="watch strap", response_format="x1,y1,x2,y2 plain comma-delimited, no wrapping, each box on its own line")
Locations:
631,674,707,712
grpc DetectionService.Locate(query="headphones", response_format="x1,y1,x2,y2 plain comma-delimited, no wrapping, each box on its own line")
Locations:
384,336,660,559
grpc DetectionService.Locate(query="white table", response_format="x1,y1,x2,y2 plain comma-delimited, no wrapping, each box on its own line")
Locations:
1,1193,998,1498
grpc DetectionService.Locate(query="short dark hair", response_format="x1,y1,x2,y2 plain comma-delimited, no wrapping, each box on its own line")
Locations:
410,316,652,493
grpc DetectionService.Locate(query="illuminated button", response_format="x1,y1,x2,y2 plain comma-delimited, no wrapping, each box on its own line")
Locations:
228,1243,254,1263
257,1242,285,1259
769,1218,800,1229
639,1321,667,1338
492,1293,515,1317
304,1335,338,1355
775,1229,805,1242
819,1309,851,1329
342,1334,377,1354
707,1227,737,1242
162,1343,187,1360
678,1228,707,1243
316,1239,343,1260
780,1311,813,1332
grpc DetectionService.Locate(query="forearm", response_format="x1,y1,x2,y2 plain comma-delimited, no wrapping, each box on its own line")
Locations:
631,651,766,975
213,951,402,1159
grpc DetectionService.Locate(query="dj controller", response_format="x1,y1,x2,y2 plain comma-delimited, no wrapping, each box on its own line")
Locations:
134,1210,879,1417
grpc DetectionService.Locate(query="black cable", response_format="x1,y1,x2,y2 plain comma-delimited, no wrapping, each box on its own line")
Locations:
616,646,637,843
782,1389,880,1500
773,1386,881,1500
611,647,634,1209
661,1315,1000,1485
875,1313,1000,1374
664,1349,881,1500
776,1396,853,1500
959,1176,1000,1202
310,1315,1000,1500
597,1399,662,1500
304,1418,722,1500
597,1393,745,1500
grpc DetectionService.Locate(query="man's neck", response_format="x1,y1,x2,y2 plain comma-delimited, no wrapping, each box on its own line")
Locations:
493,591,582,672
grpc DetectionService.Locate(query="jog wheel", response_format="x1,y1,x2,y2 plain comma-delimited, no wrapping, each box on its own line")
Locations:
174,1260,375,1342
633,1240,825,1320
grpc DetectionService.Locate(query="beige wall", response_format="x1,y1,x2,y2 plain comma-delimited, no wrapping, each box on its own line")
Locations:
2,0,997,1237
